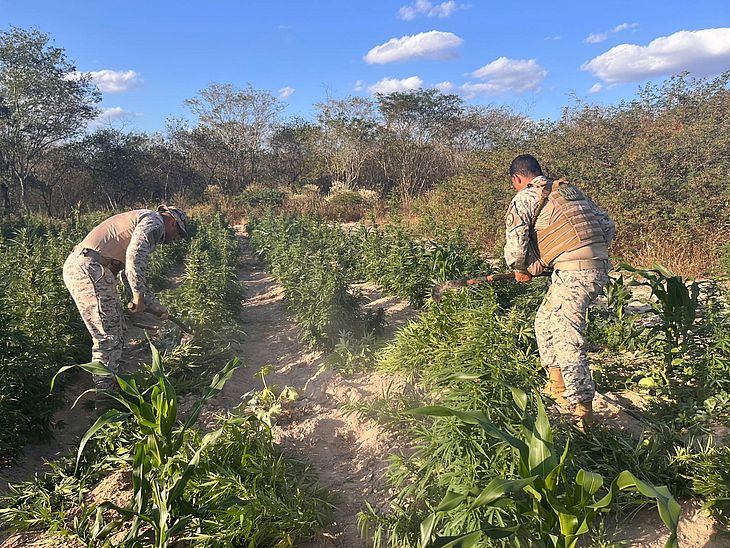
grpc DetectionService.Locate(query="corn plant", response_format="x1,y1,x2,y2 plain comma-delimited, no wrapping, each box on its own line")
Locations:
50,347,242,548
619,263,699,375
410,388,681,548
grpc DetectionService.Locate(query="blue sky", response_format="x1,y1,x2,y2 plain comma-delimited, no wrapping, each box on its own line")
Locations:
2,0,729,133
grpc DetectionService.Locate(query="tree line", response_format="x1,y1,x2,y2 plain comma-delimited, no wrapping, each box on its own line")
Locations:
1,26,728,270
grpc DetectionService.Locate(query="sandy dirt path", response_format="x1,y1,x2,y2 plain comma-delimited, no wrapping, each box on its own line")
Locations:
199,227,415,546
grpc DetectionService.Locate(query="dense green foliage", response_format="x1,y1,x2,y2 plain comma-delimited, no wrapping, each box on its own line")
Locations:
412,390,680,548
358,275,730,546
359,224,485,307
161,213,243,329
0,351,332,547
249,212,379,348
0,212,238,463
0,216,95,462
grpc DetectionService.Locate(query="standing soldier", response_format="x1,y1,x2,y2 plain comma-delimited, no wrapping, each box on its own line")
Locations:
63,205,189,392
502,155,615,430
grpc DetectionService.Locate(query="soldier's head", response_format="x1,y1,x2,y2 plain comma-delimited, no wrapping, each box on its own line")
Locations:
157,205,189,242
509,154,543,191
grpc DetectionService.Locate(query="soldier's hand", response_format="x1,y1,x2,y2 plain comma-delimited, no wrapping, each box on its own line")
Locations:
127,298,146,314
514,271,533,283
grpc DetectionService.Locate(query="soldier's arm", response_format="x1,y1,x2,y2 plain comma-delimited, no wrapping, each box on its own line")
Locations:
125,212,165,309
504,191,538,272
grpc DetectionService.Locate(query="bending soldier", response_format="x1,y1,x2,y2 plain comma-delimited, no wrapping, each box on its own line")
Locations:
63,205,189,390
503,155,615,429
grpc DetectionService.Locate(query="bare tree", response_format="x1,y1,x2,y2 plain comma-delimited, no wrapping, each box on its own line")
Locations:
0,27,100,212
184,83,283,190
315,96,379,189
376,89,464,201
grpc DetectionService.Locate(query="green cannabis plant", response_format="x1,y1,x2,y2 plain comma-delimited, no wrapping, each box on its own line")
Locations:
411,389,681,548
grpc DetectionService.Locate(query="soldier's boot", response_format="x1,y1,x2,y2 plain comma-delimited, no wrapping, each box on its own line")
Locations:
545,367,571,410
572,402,594,432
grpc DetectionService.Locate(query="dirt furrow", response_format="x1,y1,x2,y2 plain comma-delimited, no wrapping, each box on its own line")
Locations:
200,228,412,547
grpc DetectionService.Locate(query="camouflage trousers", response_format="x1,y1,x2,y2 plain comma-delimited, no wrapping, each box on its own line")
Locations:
534,268,609,405
63,248,123,382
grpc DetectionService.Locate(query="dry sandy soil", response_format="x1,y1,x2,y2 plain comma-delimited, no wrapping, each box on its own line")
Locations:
1,228,727,547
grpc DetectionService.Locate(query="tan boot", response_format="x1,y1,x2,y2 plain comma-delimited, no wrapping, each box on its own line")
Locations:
545,368,570,409
573,402,594,432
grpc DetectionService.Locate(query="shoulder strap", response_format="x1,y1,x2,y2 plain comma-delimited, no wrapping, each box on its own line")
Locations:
530,180,552,227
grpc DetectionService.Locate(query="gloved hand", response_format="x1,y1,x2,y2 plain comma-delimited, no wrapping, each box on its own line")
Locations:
127,296,146,314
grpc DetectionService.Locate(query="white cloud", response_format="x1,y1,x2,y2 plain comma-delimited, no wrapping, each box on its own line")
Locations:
585,32,608,44
368,76,424,95
353,80,365,92
582,28,730,84
398,0,465,21
278,86,295,99
464,57,547,96
86,70,142,93
613,22,639,33
545,35,562,41
278,24,293,30
586,22,639,44
433,81,454,92
364,30,463,64
589,83,604,94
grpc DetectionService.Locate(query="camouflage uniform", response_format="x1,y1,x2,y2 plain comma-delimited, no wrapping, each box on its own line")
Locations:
505,176,615,405
63,210,165,384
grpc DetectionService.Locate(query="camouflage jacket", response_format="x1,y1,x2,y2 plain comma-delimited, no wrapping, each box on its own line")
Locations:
504,176,615,271
125,211,166,308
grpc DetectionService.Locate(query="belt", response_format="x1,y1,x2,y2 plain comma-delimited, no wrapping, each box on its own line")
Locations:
78,247,124,274
553,258,610,271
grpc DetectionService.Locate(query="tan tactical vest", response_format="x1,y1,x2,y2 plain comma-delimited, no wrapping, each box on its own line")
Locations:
79,209,153,264
531,180,606,266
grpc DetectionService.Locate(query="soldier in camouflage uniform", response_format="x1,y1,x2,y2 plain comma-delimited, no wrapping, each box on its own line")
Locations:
63,206,189,389
502,155,615,429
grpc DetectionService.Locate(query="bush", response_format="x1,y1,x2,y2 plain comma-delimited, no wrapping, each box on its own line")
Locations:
323,189,365,222
238,187,287,209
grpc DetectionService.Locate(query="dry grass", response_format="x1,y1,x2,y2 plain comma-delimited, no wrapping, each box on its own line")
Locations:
615,231,722,278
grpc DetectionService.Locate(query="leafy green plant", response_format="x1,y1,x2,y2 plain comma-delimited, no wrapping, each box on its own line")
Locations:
0,217,94,460
238,187,287,209
324,189,365,222
49,347,241,548
410,389,681,548
326,330,380,374
619,263,699,375
357,224,485,308
249,212,379,347
162,213,243,329
245,365,299,427
672,439,730,526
